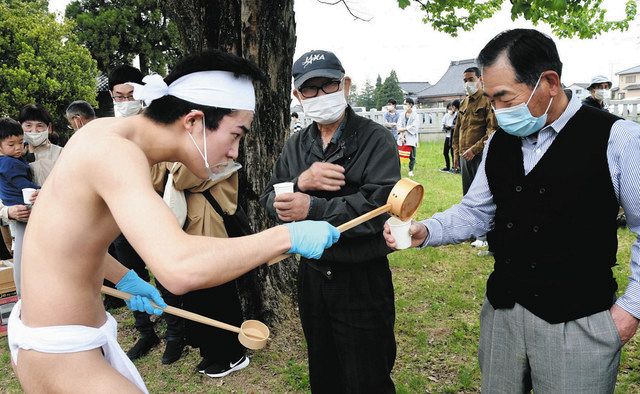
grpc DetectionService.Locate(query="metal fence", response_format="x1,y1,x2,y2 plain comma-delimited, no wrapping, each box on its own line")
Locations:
299,99,640,141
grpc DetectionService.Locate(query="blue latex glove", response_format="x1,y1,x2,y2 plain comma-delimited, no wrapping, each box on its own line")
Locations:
285,221,340,259
115,270,167,315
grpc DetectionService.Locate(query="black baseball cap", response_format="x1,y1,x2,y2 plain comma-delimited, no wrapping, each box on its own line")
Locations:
292,50,345,89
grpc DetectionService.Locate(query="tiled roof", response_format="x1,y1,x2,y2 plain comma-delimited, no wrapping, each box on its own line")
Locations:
399,82,431,95
616,65,640,75
418,59,476,98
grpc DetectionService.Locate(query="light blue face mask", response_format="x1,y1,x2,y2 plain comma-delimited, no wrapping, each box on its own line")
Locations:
494,74,553,137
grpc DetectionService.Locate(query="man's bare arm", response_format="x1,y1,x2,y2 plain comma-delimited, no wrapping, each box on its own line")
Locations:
91,139,292,295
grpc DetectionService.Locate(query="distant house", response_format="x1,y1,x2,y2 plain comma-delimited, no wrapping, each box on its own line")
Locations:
565,83,590,101
614,65,640,100
399,82,431,103
417,59,476,107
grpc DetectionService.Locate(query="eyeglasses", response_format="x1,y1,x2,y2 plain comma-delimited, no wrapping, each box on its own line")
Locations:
299,80,342,98
112,95,136,102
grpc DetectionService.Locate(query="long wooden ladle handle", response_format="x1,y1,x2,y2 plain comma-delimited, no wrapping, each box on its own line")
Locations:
101,286,241,334
267,203,392,266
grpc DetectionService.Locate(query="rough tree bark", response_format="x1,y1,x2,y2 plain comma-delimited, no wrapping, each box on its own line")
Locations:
164,1,297,324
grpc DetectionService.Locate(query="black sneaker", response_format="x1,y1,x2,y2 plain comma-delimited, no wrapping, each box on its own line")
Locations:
439,167,450,172
126,334,160,361
161,339,185,365
197,357,214,374
204,355,250,378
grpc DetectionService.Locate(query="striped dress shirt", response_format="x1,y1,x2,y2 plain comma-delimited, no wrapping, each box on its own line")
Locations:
420,95,640,318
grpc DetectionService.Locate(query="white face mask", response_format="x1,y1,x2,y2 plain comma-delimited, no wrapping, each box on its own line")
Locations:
448,110,454,115
301,90,347,125
464,81,479,96
186,115,242,182
24,131,49,147
113,100,143,118
594,89,611,101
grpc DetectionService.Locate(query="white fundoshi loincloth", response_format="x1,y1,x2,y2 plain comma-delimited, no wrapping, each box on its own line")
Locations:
8,300,148,393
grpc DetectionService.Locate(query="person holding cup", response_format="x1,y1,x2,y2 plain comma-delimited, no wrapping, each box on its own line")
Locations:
260,50,400,393
0,118,40,295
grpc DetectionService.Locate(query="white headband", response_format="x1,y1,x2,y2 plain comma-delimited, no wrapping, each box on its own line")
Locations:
130,71,256,111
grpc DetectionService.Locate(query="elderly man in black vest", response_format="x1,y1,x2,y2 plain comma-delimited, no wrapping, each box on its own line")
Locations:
384,28,640,392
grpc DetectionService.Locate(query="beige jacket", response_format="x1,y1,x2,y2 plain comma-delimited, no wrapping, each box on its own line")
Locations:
151,163,239,238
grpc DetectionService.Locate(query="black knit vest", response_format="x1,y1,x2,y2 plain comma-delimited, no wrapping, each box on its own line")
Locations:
485,105,621,324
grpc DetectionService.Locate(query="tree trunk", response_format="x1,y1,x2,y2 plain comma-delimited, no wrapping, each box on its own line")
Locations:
164,1,297,324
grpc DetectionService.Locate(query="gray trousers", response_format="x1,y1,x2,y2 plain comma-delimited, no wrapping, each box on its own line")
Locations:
479,299,621,393
9,221,27,296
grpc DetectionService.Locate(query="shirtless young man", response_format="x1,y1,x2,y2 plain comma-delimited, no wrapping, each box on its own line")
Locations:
8,50,340,393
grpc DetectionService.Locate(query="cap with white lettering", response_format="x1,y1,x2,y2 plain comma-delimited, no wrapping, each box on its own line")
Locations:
292,50,345,89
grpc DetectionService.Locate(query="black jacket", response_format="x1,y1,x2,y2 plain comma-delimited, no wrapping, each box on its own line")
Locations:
259,106,401,267
582,95,606,111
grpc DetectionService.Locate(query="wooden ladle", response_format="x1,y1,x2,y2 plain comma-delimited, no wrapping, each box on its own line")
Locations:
268,178,424,265
101,286,270,350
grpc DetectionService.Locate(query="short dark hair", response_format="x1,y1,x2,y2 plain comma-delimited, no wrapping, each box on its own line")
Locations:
143,50,266,130
291,112,299,119
451,99,461,109
387,99,397,106
66,100,96,119
109,65,144,91
404,97,414,106
477,29,562,88
18,104,53,125
0,117,23,141
464,67,481,77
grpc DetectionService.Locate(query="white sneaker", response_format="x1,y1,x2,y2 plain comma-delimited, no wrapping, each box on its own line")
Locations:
408,171,414,177
471,240,488,248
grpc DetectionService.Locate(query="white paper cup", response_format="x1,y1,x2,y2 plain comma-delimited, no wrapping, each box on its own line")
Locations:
22,188,36,205
273,182,294,196
387,217,412,249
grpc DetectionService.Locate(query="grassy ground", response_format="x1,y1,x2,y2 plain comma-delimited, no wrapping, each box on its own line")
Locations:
1,140,639,393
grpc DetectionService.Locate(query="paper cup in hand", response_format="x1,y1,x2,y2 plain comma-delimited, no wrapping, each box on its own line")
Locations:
273,182,294,196
22,188,36,205
387,217,412,249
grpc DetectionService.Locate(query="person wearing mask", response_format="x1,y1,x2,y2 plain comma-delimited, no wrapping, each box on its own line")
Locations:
440,100,459,172
453,67,497,251
396,97,419,177
65,100,96,132
0,118,40,295
290,112,303,134
453,67,497,196
151,162,249,377
260,50,400,393
385,28,640,393
8,49,339,393
382,98,400,140
18,104,63,186
109,65,145,118
583,75,612,111
106,65,166,362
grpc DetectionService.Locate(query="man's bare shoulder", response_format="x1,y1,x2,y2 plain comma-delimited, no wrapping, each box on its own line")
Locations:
64,118,152,190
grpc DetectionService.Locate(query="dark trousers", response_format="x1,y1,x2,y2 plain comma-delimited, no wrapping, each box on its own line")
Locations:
443,137,453,169
156,281,185,341
460,153,482,196
182,281,245,362
408,146,416,171
110,234,155,336
298,261,396,394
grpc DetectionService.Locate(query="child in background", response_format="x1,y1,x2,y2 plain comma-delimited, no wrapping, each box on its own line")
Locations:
0,117,39,295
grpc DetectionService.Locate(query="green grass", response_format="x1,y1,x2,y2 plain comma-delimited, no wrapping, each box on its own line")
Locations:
1,140,639,392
